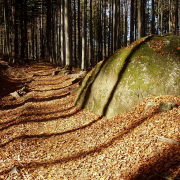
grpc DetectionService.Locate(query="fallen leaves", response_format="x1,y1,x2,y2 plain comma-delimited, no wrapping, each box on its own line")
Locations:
0,63,180,180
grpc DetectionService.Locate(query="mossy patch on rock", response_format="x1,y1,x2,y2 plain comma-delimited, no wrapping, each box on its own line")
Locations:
74,34,180,118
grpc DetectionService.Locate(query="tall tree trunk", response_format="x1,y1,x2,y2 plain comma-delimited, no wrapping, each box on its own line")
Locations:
175,0,179,36
160,0,163,35
113,0,117,52
3,0,10,61
60,0,65,66
90,0,94,67
98,0,103,61
24,0,28,62
103,0,107,60
124,0,128,45
169,0,171,33
40,1,45,59
138,0,143,39
130,0,134,43
32,21,35,59
65,0,72,68
13,0,18,63
135,0,137,40
51,1,56,64
81,0,87,70
151,0,155,34
74,0,77,67
108,0,111,57
78,0,81,67
47,0,52,62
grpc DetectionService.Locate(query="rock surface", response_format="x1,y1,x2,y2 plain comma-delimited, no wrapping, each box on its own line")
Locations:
159,102,178,112
74,35,180,118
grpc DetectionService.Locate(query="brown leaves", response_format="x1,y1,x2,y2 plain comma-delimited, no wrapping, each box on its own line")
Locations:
0,63,180,179
149,40,165,56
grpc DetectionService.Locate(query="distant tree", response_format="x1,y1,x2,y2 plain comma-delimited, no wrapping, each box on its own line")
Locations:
130,0,134,43
151,0,155,34
175,0,179,35
138,0,143,39
81,0,87,70
65,0,72,68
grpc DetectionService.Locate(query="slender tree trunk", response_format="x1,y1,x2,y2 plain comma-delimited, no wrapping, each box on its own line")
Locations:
78,0,81,67
32,21,35,59
13,0,18,63
90,0,94,67
124,0,128,45
24,0,28,62
169,0,171,33
108,0,111,57
130,0,134,43
175,0,179,36
103,0,107,60
47,0,52,62
74,0,77,67
160,0,163,35
65,0,72,68
135,0,137,40
151,0,155,34
81,0,87,70
113,0,117,52
60,0,65,66
138,0,143,39
51,1,56,64
40,1,45,59
3,0,10,61
98,0,102,61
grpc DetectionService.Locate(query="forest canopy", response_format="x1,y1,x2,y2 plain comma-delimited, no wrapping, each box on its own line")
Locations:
0,0,179,69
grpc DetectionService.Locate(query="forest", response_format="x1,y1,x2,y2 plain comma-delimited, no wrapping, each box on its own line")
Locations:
0,1,180,179
0,0,179,70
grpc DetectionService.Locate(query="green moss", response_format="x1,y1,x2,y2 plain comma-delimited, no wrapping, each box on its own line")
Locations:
75,35,180,118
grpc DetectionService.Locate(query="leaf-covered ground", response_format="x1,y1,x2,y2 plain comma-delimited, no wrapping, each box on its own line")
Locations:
0,61,180,180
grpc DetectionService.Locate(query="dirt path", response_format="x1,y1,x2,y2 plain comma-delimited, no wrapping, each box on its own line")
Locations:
0,62,180,180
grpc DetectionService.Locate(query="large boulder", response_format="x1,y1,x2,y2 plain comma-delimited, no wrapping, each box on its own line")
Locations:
74,35,180,118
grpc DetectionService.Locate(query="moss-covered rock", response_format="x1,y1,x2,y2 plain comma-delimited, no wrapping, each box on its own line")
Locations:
74,34,180,118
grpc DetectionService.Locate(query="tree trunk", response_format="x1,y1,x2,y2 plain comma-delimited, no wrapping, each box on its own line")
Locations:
138,0,143,39
78,0,81,67
90,0,94,67
81,0,87,70
175,0,179,36
160,0,163,35
130,0,134,43
151,0,155,34
169,0,171,33
124,0,128,45
113,0,117,52
65,0,72,68
3,0,10,61
13,0,18,63
74,0,77,67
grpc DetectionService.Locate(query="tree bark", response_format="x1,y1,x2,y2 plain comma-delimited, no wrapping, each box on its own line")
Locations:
81,0,87,70
130,0,134,43
175,0,179,36
151,0,155,34
138,0,143,39
65,0,72,68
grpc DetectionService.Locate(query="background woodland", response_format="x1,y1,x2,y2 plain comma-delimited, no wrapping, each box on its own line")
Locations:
0,0,179,69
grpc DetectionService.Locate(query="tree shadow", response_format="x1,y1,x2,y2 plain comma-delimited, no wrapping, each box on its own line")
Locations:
0,70,27,99
0,105,77,129
1,107,160,175
134,142,180,180
0,114,102,147
0,92,71,110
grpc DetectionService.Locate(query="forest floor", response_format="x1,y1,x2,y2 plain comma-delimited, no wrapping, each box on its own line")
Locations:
0,59,180,180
